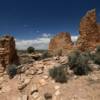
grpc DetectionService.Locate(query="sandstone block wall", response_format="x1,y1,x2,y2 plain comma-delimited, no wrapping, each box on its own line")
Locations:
49,9,100,55
76,9,100,51
48,32,73,56
0,35,19,72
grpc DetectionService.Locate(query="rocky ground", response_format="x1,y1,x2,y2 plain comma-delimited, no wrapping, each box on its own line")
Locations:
0,55,99,100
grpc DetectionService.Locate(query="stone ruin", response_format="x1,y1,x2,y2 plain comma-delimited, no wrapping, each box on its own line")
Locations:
49,9,100,55
48,32,73,56
0,35,19,72
0,9,100,64
77,9,100,51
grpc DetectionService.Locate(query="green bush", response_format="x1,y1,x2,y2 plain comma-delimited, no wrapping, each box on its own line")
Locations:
68,50,92,75
82,50,92,60
73,64,91,75
49,66,67,83
96,45,100,52
68,50,81,69
27,46,35,53
92,45,100,65
93,52,100,65
41,51,52,59
6,64,17,79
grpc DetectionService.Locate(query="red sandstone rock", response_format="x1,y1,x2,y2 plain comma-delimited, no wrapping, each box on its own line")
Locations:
0,35,19,72
48,32,73,56
77,9,100,51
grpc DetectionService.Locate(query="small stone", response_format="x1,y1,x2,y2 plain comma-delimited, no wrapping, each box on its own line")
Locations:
25,69,37,76
18,83,27,90
89,75,98,81
32,92,39,99
2,86,11,93
18,78,30,90
39,79,47,86
0,77,4,82
37,69,43,74
55,90,60,96
43,75,49,79
30,84,38,95
44,93,52,100
60,56,68,64
90,64,100,71
54,85,60,90
36,96,44,100
24,78,31,84
51,80,55,83
53,56,59,60
73,75,78,79
22,95,28,100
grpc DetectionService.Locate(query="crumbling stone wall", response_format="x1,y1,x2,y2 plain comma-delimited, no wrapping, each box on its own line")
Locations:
77,9,100,51
0,35,19,72
48,32,73,56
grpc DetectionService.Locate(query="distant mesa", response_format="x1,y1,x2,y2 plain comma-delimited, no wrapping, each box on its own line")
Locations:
48,9,100,55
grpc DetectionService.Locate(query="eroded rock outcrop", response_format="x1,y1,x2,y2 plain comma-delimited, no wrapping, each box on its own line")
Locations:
77,9,100,51
97,24,100,33
48,32,73,56
0,35,19,72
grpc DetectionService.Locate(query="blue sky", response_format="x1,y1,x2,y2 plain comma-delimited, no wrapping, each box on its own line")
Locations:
0,0,100,49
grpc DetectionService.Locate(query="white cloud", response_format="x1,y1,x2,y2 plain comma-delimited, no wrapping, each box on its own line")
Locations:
71,35,78,42
16,34,78,50
16,33,51,50
42,33,51,37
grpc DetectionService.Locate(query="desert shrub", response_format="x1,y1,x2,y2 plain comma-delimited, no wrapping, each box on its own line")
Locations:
41,51,52,59
82,50,92,60
6,64,17,79
73,63,91,75
74,53,91,75
27,46,35,53
93,52,100,65
96,45,100,52
68,50,92,75
68,50,81,69
92,45,100,65
49,66,67,83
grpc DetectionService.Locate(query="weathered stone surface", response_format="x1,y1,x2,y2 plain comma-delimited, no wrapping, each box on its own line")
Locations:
18,78,30,90
30,84,38,95
39,79,47,86
21,95,28,100
0,35,19,72
32,92,39,99
77,9,100,51
44,93,52,100
48,32,73,56
98,24,100,32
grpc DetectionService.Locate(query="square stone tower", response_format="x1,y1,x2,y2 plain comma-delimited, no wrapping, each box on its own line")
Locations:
0,35,19,72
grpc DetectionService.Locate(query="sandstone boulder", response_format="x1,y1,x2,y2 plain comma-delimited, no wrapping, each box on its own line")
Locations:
77,9,100,51
48,32,73,56
0,35,19,72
